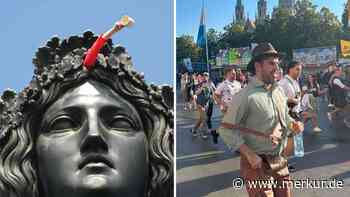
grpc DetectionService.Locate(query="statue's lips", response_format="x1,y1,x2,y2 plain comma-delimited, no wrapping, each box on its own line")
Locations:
78,155,114,170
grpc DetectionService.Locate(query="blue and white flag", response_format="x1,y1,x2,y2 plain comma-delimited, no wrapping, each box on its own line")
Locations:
183,58,193,72
348,0,350,27
196,6,206,48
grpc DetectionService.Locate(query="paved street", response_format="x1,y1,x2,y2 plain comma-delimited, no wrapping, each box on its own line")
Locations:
176,92,350,197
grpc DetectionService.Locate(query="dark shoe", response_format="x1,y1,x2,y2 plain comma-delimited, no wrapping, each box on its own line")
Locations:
211,130,219,144
190,129,198,137
288,164,296,172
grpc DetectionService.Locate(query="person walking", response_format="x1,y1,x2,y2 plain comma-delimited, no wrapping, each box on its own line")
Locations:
212,67,242,144
214,68,242,113
328,67,350,119
191,73,215,139
278,61,303,122
219,43,304,197
181,73,192,111
300,85,322,132
203,73,216,141
278,61,303,171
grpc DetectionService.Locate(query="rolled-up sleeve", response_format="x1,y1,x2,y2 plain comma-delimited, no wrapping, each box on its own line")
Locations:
218,91,247,151
83,35,107,70
333,78,346,89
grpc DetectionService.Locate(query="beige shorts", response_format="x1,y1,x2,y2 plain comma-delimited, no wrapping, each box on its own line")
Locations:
196,105,207,120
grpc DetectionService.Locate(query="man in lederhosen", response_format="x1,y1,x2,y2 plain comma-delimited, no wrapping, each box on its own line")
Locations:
219,43,304,197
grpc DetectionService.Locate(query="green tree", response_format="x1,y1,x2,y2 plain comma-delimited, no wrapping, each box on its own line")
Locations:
341,1,350,40
176,35,202,65
318,7,341,46
177,0,343,66
269,7,294,59
207,28,220,59
254,0,341,61
254,20,271,44
292,0,319,48
219,23,253,49
342,1,349,31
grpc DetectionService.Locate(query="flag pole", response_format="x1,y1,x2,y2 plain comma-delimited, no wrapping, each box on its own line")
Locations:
204,0,210,75
348,0,350,27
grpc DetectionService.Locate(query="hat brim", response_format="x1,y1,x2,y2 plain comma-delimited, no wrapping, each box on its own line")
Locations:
247,52,283,74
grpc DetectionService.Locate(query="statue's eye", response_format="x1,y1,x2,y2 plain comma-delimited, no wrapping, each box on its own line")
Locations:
48,115,79,132
106,116,137,132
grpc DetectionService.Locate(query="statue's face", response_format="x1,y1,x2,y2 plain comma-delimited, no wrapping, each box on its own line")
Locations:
36,81,148,197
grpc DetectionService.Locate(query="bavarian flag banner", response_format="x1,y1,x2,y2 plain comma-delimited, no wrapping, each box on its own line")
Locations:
196,5,206,48
340,40,350,58
348,1,350,27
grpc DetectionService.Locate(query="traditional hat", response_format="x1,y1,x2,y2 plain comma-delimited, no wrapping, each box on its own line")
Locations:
247,43,282,75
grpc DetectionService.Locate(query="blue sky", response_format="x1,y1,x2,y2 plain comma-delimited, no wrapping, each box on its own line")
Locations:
0,0,173,92
177,0,347,38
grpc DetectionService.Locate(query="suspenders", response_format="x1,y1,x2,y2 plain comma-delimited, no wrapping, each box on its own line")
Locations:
220,87,285,144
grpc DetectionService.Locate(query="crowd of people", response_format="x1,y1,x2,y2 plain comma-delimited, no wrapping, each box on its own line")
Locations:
180,67,247,141
179,58,350,141
178,42,350,197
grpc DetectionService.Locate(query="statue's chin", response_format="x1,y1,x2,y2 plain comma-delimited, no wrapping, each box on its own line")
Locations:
82,175,109,189
73,175,120,197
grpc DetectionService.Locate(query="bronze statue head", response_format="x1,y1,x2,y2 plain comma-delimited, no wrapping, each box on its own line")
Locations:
0,31,173,197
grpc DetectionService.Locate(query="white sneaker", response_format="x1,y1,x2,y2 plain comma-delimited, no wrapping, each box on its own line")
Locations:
313,127,322,133
201,134,208,139
327,113,332,121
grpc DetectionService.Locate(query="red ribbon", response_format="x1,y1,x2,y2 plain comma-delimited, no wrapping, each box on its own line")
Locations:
83,35,107,70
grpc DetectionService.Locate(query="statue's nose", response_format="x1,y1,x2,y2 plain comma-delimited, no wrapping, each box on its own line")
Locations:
80,109,108,154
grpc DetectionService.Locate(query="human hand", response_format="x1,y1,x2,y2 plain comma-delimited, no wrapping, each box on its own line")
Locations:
270,123,282,147
247,153,262,169
292,98,300,104
289,121,304,135
113,15,135,32
220,105,227,113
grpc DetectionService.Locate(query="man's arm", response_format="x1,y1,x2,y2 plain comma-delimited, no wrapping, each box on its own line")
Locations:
239,144,262,169
287,97,299,104
213,93,222,105
219,90,264,169
214,83,228,112
333,78,350,91
84,16,135,69
213,83,223,103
